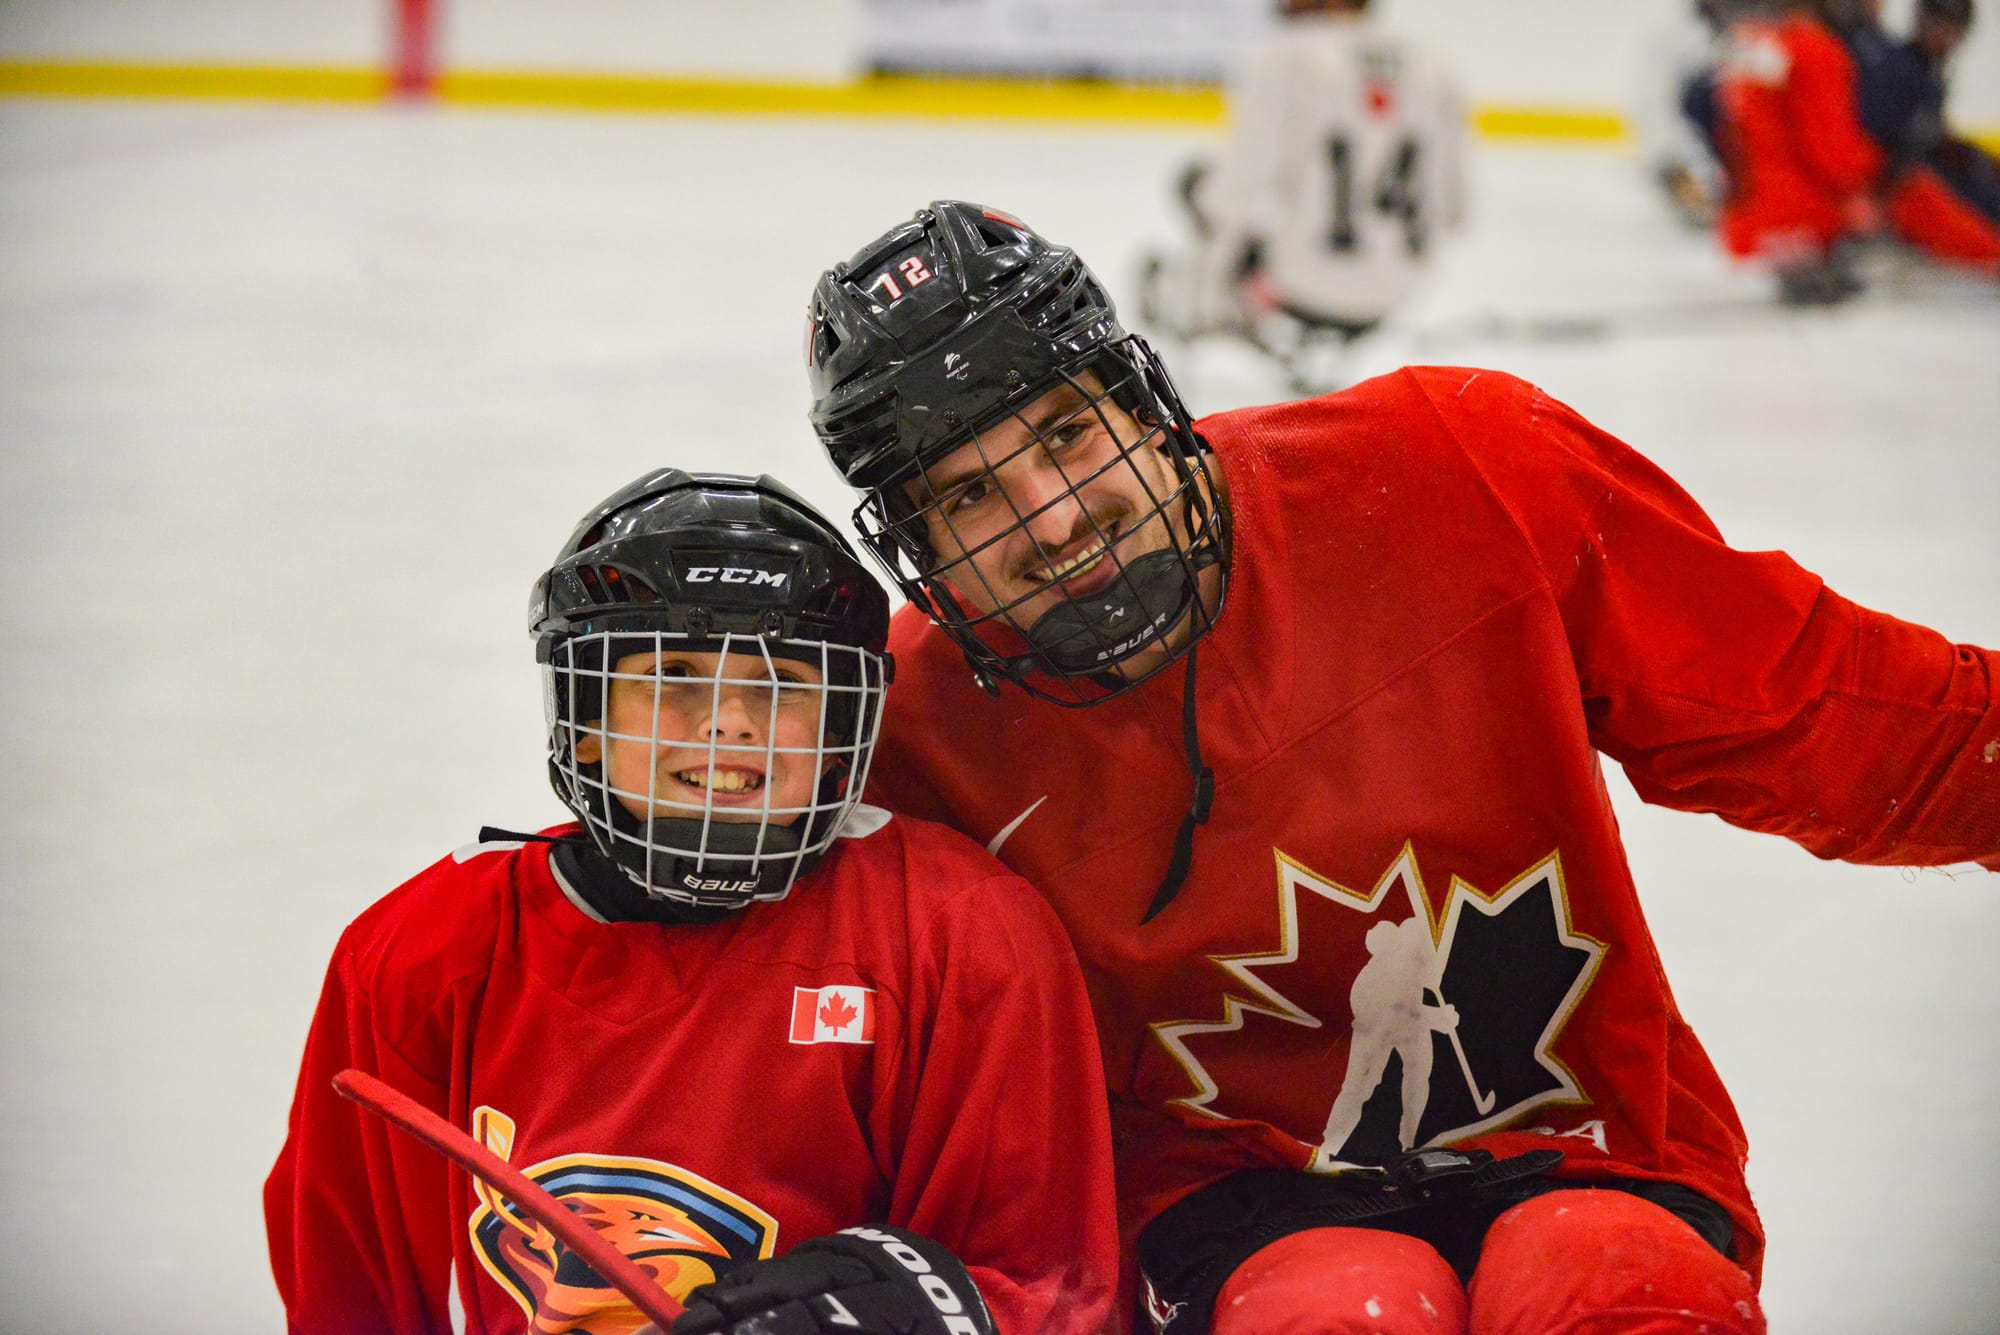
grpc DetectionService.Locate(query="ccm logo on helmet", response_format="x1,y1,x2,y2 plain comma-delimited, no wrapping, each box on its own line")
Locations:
685,566,788,587
839,1227,984,1334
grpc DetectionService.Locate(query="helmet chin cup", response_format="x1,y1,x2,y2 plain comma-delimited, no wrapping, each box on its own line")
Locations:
629,816,810,910
1022,548,1195,675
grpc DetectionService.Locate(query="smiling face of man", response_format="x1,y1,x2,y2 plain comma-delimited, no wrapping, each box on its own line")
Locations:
900,370,1214,682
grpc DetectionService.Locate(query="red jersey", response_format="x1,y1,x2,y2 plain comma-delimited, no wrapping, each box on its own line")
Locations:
264,812,1117,1335
1718,14,1880,258
867,367,2000,1287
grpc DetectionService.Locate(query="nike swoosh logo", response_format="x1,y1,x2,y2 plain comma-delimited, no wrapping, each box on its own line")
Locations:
986,795,1049,859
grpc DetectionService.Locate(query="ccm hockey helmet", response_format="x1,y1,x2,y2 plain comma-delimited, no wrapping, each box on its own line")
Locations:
530,471,891,910
806,200,1228,704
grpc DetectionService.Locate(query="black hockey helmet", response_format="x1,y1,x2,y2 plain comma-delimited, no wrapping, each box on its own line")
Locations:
806,201,1227,705
531,470,891,910
1916,0,1972,24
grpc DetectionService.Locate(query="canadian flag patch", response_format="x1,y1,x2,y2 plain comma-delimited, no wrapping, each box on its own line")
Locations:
789,985,876,1045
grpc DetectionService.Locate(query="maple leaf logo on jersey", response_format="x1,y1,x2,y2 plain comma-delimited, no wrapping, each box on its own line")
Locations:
1150,846,1605,1168
819,993,858,1033
789,985,876,1044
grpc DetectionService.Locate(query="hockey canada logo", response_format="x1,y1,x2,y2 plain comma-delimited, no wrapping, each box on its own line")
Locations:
466,1107,778,1334
789,984,876,1044
1151,846,1605,1169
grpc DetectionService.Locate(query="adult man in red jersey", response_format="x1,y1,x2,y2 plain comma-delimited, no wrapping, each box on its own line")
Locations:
802,200,1999,1333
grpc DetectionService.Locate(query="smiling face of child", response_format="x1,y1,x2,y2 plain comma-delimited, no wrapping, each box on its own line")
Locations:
572,644,833,826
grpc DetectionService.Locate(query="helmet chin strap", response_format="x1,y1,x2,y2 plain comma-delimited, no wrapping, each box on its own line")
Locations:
992,490,1223,921
1142,639,1213,924
1005,540,1221,924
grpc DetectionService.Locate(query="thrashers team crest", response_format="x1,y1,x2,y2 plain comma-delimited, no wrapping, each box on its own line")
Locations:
466,1107,779,1334
1151,845,1606,1168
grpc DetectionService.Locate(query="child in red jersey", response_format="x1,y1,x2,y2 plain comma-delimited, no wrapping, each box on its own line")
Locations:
264,470,1117,1335
802,202,1999,1334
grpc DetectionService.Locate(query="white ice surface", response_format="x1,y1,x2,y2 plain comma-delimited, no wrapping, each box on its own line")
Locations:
0,98,1995,1333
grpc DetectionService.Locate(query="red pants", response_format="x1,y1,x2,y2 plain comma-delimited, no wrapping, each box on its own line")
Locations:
1884,167,2000,268
1210,1190,1763,1335
1722,165,2000,272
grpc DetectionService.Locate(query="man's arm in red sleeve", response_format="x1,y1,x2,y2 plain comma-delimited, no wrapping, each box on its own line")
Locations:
1433,370,1997,872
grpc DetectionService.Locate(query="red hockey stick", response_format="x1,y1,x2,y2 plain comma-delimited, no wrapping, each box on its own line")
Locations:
332,1068,685,1331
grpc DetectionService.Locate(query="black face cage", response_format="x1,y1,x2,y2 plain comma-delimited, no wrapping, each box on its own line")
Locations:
853,335,1227,706
544,630,888,909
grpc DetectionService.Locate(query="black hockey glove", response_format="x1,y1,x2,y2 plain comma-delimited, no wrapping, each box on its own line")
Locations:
673,1226,997,1335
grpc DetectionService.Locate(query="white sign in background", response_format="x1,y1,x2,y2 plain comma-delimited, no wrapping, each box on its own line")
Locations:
858,0,1275,83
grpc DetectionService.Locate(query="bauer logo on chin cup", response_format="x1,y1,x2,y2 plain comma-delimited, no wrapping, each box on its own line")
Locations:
681,874,759,895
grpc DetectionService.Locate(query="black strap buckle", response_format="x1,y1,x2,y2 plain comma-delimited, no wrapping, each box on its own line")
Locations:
1388,1148,1486,1195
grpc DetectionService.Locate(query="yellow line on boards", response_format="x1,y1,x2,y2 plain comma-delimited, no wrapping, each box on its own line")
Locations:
439,69,1227,126
0,60,386,103
1470,105,1629,143
0,61,1226,124
3,60,1997,150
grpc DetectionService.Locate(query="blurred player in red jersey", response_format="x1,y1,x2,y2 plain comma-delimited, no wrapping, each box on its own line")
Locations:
264,470,1117,1335
1716,0,2000,302
802,202,2000,1333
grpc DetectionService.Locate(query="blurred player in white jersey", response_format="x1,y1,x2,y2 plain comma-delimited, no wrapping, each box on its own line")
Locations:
1139,0,1466,388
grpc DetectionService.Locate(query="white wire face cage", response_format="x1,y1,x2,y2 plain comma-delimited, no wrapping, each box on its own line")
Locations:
859,353,1224,704
544,629,888,908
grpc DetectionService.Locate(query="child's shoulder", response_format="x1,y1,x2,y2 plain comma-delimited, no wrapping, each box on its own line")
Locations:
336,829,564,988
820,806,1064,933
830,805,1007,880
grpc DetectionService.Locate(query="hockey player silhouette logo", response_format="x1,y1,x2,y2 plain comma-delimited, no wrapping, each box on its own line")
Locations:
1318,917,1475,1157
1152,847,1605,1170
466,1107,779,1334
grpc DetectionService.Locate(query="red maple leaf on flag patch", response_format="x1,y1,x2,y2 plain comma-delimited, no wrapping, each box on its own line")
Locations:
789,985,875,1044
819,993,859,1033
